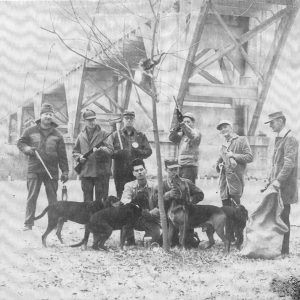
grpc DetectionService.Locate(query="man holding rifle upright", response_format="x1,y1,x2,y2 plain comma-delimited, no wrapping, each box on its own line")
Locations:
169,100,202,184
73,109,113,203
17,103,69,231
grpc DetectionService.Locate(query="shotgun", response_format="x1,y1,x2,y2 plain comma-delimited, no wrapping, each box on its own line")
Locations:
173,96,184,123
74,131,113,174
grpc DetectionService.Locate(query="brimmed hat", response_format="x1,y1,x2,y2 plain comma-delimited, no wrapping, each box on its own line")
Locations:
83,109,96,120
164,159,180,169
216,120,232,130
182,112,195,122
123,110,135,118
40,103,54,115
264,111,285,124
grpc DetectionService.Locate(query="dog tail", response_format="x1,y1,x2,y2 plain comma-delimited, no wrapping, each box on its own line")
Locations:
70,240,85,248
33,207,49,221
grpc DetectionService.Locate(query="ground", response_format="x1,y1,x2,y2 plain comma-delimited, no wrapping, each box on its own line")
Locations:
0,179,300,300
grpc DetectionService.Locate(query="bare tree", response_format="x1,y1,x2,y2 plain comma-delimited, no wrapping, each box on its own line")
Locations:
43,0,170,251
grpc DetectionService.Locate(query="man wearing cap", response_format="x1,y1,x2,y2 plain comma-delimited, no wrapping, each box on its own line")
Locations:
163,159,204,247
17,103,69,231
73,109,113,203
265,111,298,255
216,120,253,206
111,110,152,199
169,112,201,184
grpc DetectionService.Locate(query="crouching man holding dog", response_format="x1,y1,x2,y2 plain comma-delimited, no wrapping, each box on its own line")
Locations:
120,159,161,245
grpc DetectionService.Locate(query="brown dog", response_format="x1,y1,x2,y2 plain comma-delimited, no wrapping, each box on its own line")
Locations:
168,200,230,253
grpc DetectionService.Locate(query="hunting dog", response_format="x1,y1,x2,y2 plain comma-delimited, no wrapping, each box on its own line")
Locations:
221,204,248,250
34,196,117,247
168,199,230,253
76,202,144,250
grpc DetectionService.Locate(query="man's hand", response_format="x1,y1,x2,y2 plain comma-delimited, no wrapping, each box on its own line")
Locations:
24,146,36,156
272,179,280,189
229,157,237,169
226,151,234,158
60,173,69,183
164,189,181,201
79,155,87,163
93,146,107,153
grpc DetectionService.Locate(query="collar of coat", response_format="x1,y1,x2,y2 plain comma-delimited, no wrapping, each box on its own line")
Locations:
122,126,137,136
222,133,238,147
277,127,290,137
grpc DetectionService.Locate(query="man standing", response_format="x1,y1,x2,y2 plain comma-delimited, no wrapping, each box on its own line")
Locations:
169,112,201,183
265,111,298,255
121,159,161,244
17,103,69,231
111,110,152,199
73,109,113,203
162,159,204,247
216,120,253,206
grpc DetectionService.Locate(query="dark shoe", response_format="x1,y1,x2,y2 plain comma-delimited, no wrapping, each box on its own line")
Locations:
23,225,32,231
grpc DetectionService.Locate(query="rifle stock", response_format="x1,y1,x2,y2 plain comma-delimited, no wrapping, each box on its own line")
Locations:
74,131,113,175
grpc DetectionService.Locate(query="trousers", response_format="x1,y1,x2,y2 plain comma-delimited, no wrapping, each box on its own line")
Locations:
25,173,58,226
281,204,290,254
81,176,110,202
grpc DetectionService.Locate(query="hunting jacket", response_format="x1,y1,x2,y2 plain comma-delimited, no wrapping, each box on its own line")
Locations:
217,134,253,200
111,127,152,179
169,125,201,166
270,128,298,204
73,125,113,178
17,120,69,178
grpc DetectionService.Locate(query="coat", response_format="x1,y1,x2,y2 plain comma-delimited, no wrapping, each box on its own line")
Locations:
169,125,201,166
270,130,298,204
217,134,253,200
17,121,69,179
73,125,113,178
111,127,152,179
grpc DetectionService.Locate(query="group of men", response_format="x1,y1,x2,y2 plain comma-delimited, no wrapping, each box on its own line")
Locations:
17,103,298,255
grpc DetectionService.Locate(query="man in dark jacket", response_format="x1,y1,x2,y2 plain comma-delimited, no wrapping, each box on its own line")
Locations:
17,103,69,231
73,109,113,203
216,120,253,206
111,110,152,199
265,111,298,255
169,112,201,183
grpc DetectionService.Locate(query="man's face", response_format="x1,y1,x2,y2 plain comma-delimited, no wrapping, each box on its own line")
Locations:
166,167,179,180
183,117,194,128
40,112,54,126
123,115,135,128
133,165,147,180
269,118,283,133
219,124,233,138
85,118,96,129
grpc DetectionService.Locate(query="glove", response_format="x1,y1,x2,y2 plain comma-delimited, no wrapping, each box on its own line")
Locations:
24,146,36,156
60,173,68,183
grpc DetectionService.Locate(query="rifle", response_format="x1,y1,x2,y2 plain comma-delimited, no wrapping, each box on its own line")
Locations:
173,96,184,123
74,131,113,174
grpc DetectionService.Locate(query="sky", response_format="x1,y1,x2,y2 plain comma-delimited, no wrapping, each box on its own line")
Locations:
0,0,299,137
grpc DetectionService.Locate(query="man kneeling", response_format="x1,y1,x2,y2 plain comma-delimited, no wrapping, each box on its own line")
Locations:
120,159,161,245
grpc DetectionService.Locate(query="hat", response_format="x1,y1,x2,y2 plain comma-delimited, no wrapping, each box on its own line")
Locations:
123,110,135,118
216,120,232,130
182,112,195,122
83,109,96,120
40,103,54,115
264,111,285,124
164,159,180,169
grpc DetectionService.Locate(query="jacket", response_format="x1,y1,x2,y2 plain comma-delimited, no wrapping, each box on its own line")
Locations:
169,125,201,166
111,127,152,179
270,129,298,204
217,134,253,200
73,125,113,178
17,121,69,178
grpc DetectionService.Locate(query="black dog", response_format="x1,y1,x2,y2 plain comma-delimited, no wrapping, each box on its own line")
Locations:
221,205,248,250
34,196,117,247
168,200,230,253
80,202,143,250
